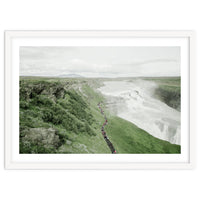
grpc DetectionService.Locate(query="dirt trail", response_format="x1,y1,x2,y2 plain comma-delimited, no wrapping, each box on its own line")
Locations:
98,103,116,154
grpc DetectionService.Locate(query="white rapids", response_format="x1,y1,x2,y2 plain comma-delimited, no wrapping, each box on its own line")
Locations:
98,80,180,145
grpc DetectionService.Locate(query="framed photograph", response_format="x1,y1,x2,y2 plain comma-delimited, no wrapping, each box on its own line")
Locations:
5,30,195,169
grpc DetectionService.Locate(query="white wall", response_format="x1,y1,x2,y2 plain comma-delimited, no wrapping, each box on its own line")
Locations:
0,1,199,200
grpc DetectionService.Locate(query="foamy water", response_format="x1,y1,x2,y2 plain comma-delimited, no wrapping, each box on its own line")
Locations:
98,80,180,145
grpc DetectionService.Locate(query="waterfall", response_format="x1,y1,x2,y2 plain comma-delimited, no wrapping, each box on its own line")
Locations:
98,80,181,145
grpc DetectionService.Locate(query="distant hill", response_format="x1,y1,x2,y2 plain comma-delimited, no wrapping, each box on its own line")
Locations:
58,74,83,78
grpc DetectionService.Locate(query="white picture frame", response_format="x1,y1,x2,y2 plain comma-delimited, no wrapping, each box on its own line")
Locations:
4,30,196,169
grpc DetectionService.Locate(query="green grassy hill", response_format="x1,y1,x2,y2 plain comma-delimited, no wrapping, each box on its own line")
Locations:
105,116,180,153
19,77,180,154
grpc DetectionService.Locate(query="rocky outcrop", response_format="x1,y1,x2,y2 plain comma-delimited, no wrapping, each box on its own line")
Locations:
21,128,61,150
20,80,68,102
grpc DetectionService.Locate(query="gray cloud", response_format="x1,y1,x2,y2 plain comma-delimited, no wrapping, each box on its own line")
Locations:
20,46,180,77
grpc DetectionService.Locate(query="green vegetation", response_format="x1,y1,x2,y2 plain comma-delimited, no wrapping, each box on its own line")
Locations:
20,77,109,154
105,116,180,153
20,76,181,154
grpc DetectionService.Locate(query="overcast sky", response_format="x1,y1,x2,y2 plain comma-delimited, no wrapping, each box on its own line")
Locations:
20,46,180,77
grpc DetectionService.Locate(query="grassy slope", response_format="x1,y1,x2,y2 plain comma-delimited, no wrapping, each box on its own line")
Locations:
80,80,180,154
105,116,180,153
20,77,181,154
20,77,110,154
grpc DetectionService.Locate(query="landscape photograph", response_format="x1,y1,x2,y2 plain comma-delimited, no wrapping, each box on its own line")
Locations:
19,46,181,154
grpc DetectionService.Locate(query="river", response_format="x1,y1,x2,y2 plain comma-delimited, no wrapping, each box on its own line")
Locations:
98,79,180,145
